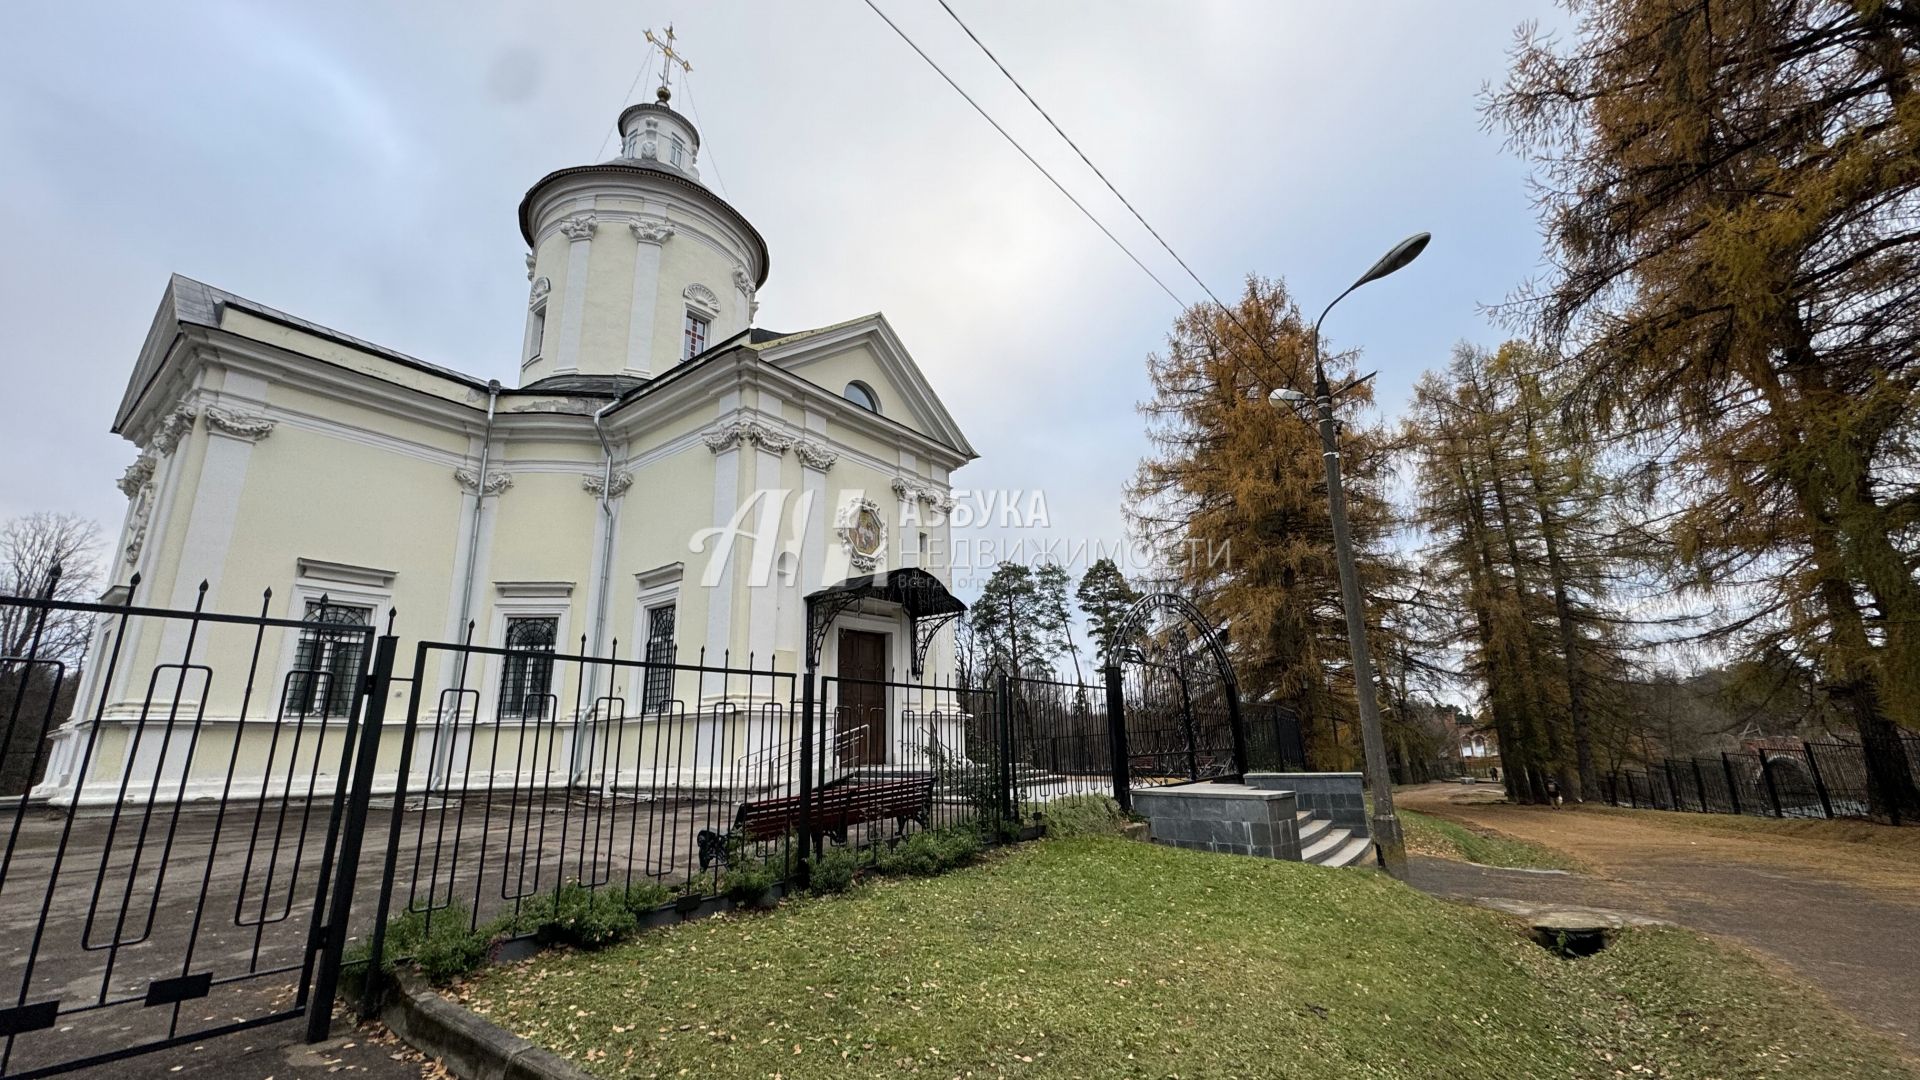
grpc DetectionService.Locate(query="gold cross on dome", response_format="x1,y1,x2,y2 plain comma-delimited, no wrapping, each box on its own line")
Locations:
644,24,693,99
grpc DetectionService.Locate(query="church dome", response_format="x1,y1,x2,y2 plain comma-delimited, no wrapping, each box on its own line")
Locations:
516,83,769,385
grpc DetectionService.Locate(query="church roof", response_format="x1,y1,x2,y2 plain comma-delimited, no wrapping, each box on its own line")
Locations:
160,274,488,390
515,160,770,288
512,373,646,397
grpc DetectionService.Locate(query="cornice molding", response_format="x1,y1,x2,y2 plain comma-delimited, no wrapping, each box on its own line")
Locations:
454,467,514,496
203,405,276,442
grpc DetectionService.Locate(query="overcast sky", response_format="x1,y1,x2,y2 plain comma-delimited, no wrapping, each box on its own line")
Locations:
0,0,1563,602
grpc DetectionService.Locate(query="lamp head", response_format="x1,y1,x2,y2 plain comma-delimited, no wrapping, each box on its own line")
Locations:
1351,232,1431,290
1269,388,1307,403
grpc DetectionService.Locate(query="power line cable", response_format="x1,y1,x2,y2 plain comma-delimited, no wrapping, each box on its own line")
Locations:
865,0,1288,392
858,0,1187,310
933,0,1241,323
596,48,658,161
681,69,731,198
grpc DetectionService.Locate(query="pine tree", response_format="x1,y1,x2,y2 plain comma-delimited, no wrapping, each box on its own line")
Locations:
1076,557,1139,664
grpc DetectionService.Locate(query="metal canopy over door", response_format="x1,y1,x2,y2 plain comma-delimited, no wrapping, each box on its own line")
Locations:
835,630,887,767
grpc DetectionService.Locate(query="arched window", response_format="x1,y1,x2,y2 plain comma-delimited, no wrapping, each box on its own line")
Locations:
843,381,879,413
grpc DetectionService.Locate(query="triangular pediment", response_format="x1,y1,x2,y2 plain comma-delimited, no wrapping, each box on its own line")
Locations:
752,313,975,459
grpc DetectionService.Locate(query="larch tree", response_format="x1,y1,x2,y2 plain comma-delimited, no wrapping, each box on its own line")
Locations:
1490,0,1920,820
1128,277,1402,768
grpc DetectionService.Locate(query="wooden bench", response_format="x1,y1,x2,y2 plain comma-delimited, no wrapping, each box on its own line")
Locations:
697,775,937,869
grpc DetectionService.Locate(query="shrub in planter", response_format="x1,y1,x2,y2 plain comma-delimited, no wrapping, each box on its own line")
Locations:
515,883,638,949
344,902,496,988
806,847,862,896
620,881,672,916
1040,793,1129,838
720,861,780,907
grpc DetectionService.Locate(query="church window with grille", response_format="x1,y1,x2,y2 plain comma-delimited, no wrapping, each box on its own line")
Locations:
683,311,708,361
499,616,557,720
287,601,371,719
641,603,675,712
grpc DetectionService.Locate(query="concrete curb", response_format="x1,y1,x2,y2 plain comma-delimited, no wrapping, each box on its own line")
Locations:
382,971,594,1080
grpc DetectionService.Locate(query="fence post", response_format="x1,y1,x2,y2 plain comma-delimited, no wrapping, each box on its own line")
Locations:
1605,772,1617,806
1721,753,1742,816
360,642,431,1016
307,633,397,1042
1690,758,1710,813
1800,746,1835,820
1760,754,1785,818
797,668,816,880
1627,772,1638,808
1664,760,1681,810
995,669,1015,826
1103,663,1131,814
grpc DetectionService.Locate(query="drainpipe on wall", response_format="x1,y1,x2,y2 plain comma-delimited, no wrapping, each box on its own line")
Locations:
439,379,501,789
575,397,620,785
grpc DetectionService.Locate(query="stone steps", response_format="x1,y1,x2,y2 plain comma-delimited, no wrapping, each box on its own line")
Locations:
1296,809,1374,868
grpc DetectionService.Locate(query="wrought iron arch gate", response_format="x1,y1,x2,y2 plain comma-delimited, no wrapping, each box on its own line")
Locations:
1101,593,1249,800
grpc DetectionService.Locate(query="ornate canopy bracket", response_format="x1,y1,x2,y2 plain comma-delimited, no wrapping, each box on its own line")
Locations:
805,590,868,671
909,610,962,679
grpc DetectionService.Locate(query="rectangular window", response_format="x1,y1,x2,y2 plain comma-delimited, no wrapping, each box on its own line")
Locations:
524,304,546,366
287,601,371,719
499,616,558,720
641,604,675,712
670,136,685,166
683,311,708,362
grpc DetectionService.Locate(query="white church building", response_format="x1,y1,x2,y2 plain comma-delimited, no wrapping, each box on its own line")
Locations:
34,80,977,805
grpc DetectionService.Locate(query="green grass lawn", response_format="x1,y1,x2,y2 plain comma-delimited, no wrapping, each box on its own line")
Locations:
1398,808,1582,871
455,839,1913,1079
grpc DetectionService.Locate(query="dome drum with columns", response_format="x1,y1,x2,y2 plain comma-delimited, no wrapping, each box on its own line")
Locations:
519,85,770,385
35,54,977,806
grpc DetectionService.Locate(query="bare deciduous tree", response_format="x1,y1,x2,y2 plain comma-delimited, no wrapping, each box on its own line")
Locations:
0,513,105,671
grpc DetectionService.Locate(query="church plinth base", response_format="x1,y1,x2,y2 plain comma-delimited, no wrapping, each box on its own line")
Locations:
1130,782,1302,860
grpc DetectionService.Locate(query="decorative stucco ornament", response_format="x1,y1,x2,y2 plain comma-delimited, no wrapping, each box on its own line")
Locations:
203,406,276,442
630,219,675,244
793,439,838,471
454,467,514,496
583,471,633,498
836,496,887,573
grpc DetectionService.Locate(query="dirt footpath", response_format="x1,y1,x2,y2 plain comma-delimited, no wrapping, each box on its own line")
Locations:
1398,783,1920,1053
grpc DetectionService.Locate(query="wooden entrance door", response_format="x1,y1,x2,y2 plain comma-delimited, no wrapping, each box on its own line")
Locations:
837,629,888,767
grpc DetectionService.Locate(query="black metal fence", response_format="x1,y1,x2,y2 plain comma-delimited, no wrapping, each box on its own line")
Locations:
0,577,377,1079
346,652,1133,1011
1601,736,1920,824
1243,702,1308,773
0,577,1277,1077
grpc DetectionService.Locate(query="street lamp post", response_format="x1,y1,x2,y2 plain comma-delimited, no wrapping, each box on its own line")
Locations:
1272,232,1429,880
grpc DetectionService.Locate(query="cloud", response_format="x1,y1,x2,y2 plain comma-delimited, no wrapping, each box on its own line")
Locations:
0,0,1564,606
